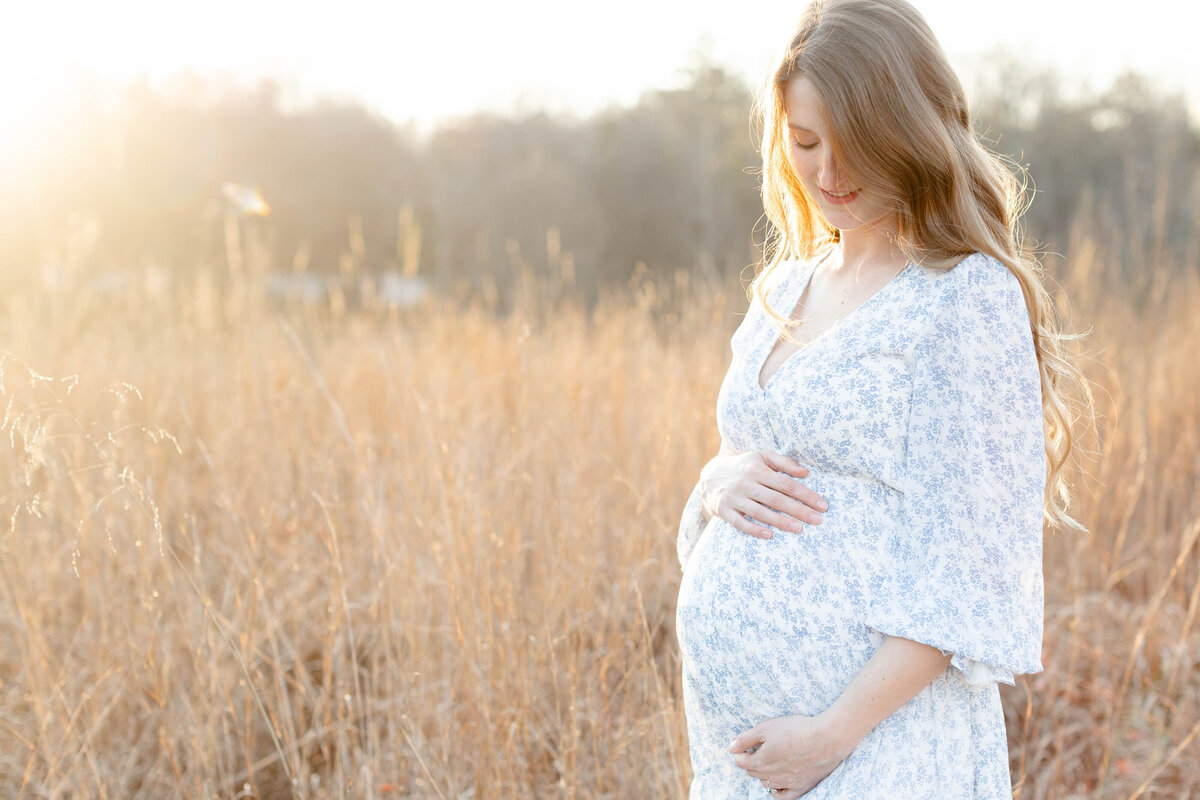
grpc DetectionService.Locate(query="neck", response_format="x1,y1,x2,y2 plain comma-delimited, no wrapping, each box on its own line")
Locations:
835,223,906,273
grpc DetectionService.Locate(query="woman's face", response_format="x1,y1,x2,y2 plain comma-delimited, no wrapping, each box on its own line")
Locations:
782,76,894,234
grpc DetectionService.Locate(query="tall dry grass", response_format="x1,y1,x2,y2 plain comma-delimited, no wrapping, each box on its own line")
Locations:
0,216,1197,798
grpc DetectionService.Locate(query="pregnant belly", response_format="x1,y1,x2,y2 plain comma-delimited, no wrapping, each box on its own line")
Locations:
675,476,898,719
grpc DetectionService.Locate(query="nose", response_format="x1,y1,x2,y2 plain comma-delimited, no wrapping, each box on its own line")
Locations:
818,148,841,189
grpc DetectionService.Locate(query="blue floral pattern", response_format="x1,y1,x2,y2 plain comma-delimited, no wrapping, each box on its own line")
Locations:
675,252,1046,798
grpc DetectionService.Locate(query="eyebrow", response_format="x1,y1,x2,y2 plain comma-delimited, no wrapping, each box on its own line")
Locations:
787,123,817,133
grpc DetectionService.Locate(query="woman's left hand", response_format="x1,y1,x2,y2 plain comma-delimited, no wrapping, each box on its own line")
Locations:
729,713,856,798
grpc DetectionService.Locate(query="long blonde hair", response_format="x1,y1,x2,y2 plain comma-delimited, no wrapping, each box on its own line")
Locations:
751,0,1092,532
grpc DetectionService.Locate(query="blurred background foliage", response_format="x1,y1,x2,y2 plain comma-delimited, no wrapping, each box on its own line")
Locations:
1,54,1196,309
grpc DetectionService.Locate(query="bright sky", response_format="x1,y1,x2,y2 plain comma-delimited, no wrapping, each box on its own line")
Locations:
3,0,1198,138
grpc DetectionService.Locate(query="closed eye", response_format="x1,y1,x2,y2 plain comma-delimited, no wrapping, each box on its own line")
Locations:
792,137,818,150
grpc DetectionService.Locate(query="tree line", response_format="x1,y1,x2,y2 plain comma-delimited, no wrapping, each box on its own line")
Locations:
2,56,1195,308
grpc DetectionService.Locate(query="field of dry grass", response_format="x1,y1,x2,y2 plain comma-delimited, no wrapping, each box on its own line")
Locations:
0,223,1197,798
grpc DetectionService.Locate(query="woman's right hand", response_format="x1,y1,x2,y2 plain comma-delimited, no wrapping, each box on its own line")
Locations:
698,451,828,539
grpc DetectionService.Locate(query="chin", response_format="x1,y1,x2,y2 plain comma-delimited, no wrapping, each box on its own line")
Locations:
825,208,890,233
824,213,868,231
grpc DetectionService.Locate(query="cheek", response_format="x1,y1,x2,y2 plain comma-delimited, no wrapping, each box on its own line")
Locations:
787,150,815,182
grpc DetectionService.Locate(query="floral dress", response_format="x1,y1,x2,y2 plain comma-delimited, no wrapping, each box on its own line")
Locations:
674,251,1046,798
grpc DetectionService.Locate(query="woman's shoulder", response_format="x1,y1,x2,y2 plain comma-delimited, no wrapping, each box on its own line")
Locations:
913,250,1007,279
907,251,1032,350
913,251,1023,305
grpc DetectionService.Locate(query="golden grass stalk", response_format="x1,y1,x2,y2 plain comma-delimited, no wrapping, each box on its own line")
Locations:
0,216,1196,797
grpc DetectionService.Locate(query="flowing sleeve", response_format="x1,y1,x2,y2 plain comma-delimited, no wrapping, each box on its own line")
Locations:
865,254,1047,687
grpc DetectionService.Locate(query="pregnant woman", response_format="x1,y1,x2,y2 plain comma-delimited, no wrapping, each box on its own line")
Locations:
674,0,1088,797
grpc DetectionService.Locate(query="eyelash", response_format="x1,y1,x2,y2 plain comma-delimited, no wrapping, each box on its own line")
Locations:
792,138,818,151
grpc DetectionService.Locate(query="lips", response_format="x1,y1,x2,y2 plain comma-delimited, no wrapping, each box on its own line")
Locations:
821,187,861,205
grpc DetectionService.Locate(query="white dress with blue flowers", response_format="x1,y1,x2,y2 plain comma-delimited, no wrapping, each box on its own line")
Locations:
675,251,1046,799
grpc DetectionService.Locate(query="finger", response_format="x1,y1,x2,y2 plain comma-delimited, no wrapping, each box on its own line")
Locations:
753,457,828,514
762,472,829,517
743,498,807,533
744,486,821,530
761,451,809,478
769,470,829,512
718,501,775,539
731,752,761,770
729,729,763,754
720,510,774,539
778,790,802,800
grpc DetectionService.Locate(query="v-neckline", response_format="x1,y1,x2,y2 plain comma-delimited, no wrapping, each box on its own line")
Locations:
757,255,913,391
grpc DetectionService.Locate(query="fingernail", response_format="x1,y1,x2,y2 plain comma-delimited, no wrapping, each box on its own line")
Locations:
818,501,828,511
809,513,822,524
